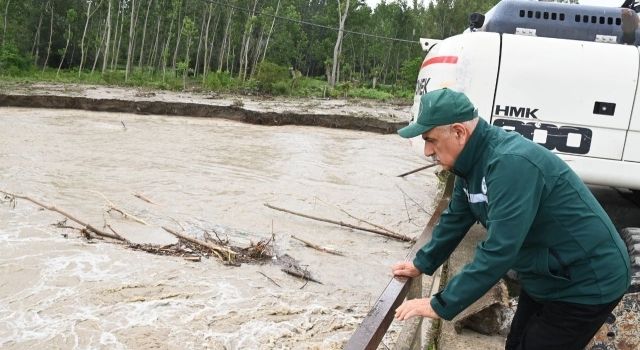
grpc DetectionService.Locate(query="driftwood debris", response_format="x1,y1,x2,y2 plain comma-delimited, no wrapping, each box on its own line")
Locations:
133,192,158,205
162,226,236,261
91,191,148,225
291,235,343,256
397,162,437,178
1,189,324,282
264,203,415,243
1,190,126,242
277,254,322,284
258,271,282,288
316,197,404,238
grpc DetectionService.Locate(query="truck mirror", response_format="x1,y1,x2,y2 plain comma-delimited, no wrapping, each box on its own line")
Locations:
469,13,485,31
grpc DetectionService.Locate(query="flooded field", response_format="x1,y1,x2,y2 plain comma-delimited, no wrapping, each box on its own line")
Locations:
0,107,438,349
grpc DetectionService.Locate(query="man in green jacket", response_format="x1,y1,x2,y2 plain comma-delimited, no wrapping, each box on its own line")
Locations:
392,88,631,349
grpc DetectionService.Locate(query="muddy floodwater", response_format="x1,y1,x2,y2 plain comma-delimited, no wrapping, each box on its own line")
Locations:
0,107,438,349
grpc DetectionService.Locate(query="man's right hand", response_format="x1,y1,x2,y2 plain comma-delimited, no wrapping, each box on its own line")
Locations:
392,261,421,278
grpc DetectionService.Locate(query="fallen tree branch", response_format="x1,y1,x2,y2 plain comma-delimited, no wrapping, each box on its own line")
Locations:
281,267,323,284
161,226,237,261
133,192,158,205
0,190,126,242
397,163,437,178
91,191,148,225
291,235,344,256
264,203,415,243
258,271,281,288
395,184,431,215
316,197,403,238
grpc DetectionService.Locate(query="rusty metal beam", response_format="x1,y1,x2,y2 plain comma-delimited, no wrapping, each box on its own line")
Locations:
345,175,454,350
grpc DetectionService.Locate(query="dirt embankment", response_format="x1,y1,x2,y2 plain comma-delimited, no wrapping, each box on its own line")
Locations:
0,83,412,134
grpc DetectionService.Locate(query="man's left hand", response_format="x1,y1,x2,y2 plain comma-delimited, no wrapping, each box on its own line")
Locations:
394,297,441,321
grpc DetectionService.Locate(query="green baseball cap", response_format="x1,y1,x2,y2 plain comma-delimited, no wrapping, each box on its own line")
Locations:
398,88,478,138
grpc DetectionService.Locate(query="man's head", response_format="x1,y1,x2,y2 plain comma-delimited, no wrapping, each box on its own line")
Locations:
398,88,479,170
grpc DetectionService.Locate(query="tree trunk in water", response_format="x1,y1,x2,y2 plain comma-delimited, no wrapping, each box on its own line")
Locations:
125,0,136,81
78,1,93,76
42,1,53,71
330,0,350,88
102,0,112,74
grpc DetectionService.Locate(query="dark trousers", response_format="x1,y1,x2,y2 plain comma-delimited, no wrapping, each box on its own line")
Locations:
505,290,622,350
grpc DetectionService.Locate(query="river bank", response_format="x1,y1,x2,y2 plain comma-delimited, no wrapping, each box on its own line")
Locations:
0,83,413,134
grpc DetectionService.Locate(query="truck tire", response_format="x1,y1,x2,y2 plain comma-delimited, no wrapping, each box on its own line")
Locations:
620,227,640,292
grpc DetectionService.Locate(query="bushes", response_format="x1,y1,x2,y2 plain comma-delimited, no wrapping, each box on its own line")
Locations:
204,71,237,90
255,61,290,94
0,44,32,75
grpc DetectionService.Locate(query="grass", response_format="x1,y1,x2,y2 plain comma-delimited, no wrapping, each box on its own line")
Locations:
0,66,415,102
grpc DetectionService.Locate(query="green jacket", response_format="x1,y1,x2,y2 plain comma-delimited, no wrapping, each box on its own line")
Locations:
414,119,631,321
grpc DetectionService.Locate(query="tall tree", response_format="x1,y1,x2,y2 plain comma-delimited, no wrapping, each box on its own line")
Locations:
42,0,54,71
57,8,78,76
102,0,112,73
330,0,350,87
79,0,103,76
125,0,136,80
137,0,154,71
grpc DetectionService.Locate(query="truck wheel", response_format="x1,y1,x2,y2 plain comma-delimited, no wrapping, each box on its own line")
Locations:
620,227,640,292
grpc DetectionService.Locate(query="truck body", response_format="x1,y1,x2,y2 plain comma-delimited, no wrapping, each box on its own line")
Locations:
411,0,640,190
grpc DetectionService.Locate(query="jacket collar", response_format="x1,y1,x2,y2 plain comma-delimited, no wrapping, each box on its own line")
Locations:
452,118,490,178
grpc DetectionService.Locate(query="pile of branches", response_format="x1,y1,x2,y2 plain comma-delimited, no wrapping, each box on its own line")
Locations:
1,190,325,284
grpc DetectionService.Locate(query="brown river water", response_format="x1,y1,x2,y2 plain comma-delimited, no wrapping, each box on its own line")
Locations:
0,107,438,349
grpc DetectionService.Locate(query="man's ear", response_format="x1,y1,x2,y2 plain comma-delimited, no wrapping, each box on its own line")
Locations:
451,123,467,143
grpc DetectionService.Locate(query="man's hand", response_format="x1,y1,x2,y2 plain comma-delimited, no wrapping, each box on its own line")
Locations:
394,298,441,320
392,261,421,278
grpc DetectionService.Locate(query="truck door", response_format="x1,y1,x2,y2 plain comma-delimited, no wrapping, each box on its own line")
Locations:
493,34,638,160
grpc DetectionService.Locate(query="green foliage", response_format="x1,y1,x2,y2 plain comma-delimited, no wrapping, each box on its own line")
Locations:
399,56,423,88
0,44,32,75
347,87,394,100
204,71,237,90
254,61,289,94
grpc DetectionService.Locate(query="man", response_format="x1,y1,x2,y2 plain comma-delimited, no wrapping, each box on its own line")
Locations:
392,88,631,349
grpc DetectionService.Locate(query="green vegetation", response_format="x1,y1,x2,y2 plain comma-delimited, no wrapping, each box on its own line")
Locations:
0,0,500,100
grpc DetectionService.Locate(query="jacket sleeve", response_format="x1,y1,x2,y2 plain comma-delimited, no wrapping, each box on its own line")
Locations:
430,155,545,320
413,176,476,275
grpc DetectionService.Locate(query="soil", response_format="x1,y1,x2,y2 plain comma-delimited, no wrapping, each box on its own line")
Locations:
0,83,413,134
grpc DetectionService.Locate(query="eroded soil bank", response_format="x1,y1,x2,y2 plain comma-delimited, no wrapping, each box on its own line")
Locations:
0,83,413,134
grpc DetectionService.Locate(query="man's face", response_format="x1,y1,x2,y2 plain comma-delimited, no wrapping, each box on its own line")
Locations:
422,125,465,171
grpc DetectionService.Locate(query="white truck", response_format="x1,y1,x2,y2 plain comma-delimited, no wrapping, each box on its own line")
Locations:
410,0,640,192
409,0,640,346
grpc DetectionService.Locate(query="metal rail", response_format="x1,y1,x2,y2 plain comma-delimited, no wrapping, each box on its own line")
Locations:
345,176,454,350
